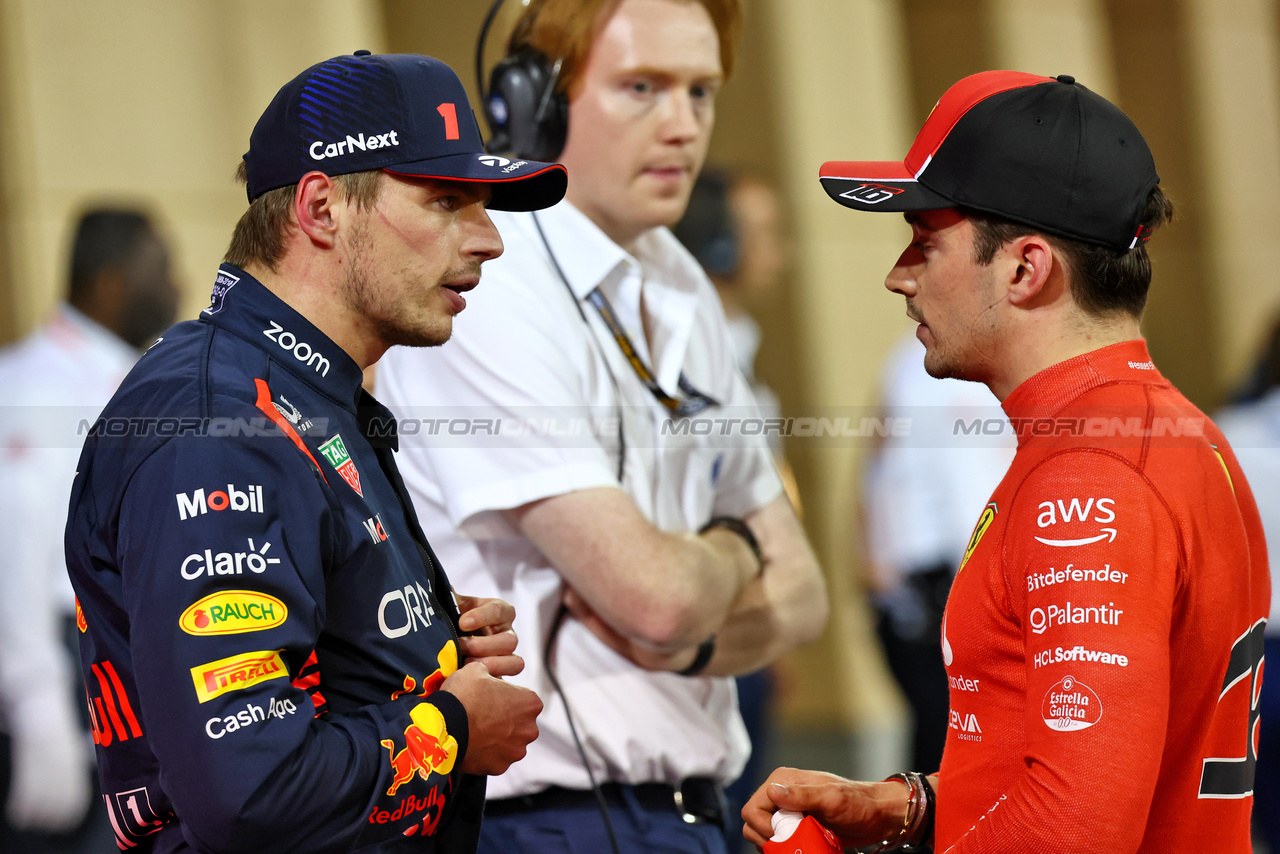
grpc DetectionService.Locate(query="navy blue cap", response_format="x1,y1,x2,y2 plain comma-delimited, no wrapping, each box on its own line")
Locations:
244,52,567,211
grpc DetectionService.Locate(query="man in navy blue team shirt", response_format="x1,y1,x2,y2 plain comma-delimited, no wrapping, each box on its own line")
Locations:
64,52,567,853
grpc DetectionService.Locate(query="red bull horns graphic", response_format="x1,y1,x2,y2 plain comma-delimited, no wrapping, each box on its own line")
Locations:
381,703,459,796
380,642,460,797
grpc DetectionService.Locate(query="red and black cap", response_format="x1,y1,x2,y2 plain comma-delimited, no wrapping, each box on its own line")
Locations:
244,51,567,211
820,71,1160,251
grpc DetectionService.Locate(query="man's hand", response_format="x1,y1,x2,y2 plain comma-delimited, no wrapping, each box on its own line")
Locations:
440,661,542,776
742,767,908,850
455,593,522,678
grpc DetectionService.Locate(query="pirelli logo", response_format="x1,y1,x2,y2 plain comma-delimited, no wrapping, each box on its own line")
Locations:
190,650,287,704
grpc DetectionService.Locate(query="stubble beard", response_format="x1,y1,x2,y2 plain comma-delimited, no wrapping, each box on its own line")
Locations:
342,219,455,349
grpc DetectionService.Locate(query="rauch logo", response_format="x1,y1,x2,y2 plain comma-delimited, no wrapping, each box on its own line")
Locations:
180,590,287,636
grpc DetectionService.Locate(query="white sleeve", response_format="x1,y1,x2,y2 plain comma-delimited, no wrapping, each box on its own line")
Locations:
377,254,620,538
709,367,784,519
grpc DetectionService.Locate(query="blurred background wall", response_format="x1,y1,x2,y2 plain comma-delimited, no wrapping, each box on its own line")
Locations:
2,0,1277,778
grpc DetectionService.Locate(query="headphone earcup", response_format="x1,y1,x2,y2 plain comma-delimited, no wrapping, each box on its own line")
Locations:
485,51,568,161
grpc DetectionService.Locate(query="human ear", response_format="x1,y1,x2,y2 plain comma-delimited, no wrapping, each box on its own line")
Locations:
1005,235,1053,307
294,172,341,249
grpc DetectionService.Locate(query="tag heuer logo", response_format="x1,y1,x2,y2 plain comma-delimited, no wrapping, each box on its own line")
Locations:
318,434,363,497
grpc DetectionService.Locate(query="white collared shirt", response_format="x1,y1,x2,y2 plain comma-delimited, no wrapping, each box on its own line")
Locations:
0,305,139,720
376,200,781,796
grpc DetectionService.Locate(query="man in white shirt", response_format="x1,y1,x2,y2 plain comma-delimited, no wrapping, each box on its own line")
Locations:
377,1,827,851
0,208,178,852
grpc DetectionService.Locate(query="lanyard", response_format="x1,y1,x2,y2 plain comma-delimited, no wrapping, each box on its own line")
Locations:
583,287,719,418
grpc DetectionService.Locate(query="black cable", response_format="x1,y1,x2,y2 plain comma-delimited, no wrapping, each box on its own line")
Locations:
476,0,505,104
532,210,627,482
543,604,623,854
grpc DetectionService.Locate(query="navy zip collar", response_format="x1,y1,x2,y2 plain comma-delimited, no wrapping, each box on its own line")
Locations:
202,264,366,412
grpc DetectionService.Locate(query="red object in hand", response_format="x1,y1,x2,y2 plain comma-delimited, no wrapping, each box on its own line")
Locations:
763,812,842,854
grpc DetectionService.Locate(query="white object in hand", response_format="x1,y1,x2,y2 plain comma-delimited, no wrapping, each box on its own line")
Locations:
771,809,804,842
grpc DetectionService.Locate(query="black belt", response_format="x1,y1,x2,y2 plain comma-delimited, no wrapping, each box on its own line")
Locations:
485,778,727,827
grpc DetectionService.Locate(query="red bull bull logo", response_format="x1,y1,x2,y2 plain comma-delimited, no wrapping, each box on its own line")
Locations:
380,703,458,796
389,641,458,701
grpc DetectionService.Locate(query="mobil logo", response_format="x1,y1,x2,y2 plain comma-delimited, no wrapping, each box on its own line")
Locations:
176,484,264,521
180,590,287,636
379,583,435,639
181,538,280,580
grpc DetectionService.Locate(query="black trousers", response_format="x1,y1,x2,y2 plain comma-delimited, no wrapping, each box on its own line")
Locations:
874,564,954,773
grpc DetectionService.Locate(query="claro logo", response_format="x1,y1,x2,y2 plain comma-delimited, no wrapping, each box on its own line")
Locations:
181,538,280,580
264,321,330,376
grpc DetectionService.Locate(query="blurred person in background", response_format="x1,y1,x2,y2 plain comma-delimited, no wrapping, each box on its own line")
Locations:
1215,319,1280,853
0,207,178,853
672,168,802,852
377,2,827,852
860,332,1014,773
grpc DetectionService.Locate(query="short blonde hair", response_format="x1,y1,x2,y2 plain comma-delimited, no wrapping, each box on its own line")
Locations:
224,162,384,273
508,0,742,96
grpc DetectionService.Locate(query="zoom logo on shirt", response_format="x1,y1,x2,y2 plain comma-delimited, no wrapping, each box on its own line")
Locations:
263,321,331,376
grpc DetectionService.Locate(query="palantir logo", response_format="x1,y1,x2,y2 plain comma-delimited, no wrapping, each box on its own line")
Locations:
839,183,906,205
176,485,265,521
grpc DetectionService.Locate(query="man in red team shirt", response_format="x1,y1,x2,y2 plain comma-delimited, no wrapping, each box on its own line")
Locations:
742,71,1270,853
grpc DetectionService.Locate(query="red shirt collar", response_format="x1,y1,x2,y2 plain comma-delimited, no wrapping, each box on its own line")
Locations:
1001,340,1167,444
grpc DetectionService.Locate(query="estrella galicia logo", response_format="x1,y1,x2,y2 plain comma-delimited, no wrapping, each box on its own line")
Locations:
204,269,239,315
839,183,906,205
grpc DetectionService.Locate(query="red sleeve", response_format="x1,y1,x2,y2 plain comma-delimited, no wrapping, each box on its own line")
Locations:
945,450,1179,853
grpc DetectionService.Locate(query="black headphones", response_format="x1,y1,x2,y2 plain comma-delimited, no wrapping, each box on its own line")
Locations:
476,0,570,161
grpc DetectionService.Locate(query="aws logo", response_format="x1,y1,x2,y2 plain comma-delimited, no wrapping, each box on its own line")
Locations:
958,502,997,572
1034,497,1116,547
180,591,287,636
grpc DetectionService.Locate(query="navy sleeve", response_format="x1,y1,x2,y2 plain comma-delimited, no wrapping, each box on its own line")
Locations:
116,432,468,853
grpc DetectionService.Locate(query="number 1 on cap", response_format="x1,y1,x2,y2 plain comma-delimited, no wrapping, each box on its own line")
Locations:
437,103,459,140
